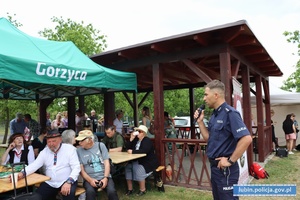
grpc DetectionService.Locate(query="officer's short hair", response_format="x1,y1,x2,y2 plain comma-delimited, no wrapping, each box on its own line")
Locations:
206,80,225,90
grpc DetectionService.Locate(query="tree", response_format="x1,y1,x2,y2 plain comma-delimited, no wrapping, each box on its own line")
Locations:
39,17,108,117
6,13,23,28
281,31,300,92
39,16,107,56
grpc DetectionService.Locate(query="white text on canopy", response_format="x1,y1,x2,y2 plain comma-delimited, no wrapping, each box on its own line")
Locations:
36,62,87,82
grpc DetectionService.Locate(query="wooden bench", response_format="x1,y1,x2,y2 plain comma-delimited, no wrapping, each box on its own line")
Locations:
146,165,165,191
156,165,165,172
75,186,86,196
34,183,86,197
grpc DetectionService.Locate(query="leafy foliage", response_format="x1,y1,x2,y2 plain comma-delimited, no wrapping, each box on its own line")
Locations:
281,31,300,92
283,30,300,56
38,16,107,56
6,13,22,27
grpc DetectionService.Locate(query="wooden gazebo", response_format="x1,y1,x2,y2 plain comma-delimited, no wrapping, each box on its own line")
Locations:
91,20,283,188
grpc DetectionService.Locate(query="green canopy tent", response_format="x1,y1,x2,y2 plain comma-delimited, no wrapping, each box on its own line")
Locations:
0,17,137,100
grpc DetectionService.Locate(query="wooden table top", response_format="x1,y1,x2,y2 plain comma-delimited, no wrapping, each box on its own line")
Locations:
0,143,8,148
109,152,146,164
0,173,50,193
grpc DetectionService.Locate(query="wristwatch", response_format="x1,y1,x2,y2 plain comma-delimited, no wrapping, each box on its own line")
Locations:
65,177,74,184
103,176,109,180
228,157,235,165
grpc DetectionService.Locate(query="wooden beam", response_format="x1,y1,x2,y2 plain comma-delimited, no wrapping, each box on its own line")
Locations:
229,46,269,79
151,44,170,53
222,26,245,43
193,35,208,46
152,63,165,172
232,60,240,78
230,35,257,46
182,59,212,83
109,44,227,70
255,76,264,162
241,65,253,168
219,48,232,105
122,92,134,108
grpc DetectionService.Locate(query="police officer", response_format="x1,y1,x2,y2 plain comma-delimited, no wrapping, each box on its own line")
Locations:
194,80,252,200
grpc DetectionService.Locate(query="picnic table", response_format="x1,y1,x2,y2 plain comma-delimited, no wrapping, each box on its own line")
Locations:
0,173,50,193
109,152,146,164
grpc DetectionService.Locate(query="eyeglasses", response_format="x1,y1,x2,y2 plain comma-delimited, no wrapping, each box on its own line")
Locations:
79,137,88,142
138,130,143,133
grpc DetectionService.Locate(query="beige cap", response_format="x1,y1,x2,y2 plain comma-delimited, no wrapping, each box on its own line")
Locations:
75,130,93,141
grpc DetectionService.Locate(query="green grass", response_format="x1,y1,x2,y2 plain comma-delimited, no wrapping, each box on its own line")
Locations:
105,176,213,200
240,152,300,200
95,151,300,199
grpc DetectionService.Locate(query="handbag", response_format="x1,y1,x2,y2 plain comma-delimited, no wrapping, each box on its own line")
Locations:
275,148,288,157
98,143,116,175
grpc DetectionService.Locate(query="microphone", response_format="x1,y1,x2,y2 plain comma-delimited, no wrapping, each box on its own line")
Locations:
193,104,205,124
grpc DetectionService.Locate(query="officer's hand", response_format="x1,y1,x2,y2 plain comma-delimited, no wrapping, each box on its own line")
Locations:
216,157,231,169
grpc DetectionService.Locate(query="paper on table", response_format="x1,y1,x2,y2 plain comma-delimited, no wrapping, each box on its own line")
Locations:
10,173,18,187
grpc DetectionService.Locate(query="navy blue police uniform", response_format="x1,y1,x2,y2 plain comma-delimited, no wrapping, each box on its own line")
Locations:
207,102,250,200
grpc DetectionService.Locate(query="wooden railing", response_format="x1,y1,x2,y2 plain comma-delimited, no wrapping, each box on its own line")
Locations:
161,138,211,190
252,125,272,162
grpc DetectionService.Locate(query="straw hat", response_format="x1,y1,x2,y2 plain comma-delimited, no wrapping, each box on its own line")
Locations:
134,125,148,134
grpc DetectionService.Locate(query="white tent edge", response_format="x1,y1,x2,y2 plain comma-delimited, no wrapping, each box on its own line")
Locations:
251,83,300,106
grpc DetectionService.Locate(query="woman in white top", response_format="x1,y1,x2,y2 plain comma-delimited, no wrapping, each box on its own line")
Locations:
142,106,154,138
113,109,124,133
51,113,65,130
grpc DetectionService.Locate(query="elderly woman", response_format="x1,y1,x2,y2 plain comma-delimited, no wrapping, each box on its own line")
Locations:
125,125,159,196
1,132,35,165
51,113,65,130
62,129,76,145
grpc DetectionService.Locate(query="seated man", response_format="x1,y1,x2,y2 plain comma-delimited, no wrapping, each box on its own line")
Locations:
102,125,126,152
76,130,119,200
17,129,81,200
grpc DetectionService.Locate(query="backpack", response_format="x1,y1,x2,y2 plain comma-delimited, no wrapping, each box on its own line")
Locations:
250,162,269,179
98,142,116,175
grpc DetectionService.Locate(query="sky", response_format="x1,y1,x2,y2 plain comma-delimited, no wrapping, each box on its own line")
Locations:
1,0,299,88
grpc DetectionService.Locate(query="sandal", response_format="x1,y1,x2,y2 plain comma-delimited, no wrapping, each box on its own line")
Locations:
125,190,133,196
136,190,146,196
